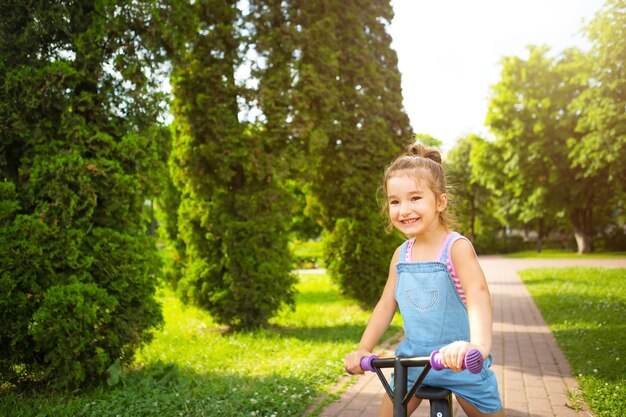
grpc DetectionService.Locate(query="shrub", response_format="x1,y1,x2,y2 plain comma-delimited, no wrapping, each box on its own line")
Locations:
0,1,166,388
29,283,118,387
326,214,402,308
0,151,164,389
176,184,297,330
596,226,626,251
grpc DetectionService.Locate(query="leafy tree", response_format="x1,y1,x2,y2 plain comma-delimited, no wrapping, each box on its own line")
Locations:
485,45,612,253
291,0,412,307
446,135,502,247
414,133,442,149
486,46,565,250
573,0,626,182
571,0,626,248
166,0,296,329
0,0,166,388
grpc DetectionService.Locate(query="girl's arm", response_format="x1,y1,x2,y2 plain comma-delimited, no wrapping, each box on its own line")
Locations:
344,246,400,374
439,238,493,372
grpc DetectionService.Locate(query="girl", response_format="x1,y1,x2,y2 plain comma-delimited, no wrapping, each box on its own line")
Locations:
344,143,504,417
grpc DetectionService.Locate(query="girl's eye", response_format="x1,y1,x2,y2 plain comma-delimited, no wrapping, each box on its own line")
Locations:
389,200,399,205
411,196,421,201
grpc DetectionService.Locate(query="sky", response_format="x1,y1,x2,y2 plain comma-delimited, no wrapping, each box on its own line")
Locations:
387,0,606,152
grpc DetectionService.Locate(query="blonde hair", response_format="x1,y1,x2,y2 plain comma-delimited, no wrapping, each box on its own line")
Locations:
380,143,453,232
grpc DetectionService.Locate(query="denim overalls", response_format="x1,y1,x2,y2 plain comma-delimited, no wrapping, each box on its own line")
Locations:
393,233,502,414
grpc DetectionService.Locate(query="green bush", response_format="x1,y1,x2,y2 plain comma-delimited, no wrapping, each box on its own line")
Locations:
326,214,402,308
596,226,626,251
0,151,164,389
29,283,118,387
177,184,297,330
473,234,578,254
0,1,166,389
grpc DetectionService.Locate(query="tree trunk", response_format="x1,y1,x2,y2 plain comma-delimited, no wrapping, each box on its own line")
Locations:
570,207,594,254
573,229,593,254
536,218,544,253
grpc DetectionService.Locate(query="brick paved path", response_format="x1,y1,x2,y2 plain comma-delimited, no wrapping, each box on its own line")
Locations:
314,257,626,417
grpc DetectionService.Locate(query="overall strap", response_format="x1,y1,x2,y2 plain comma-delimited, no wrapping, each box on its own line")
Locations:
438,232,462,263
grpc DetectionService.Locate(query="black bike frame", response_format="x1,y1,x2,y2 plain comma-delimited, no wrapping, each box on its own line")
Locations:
368,355,454,417
369,356,432,417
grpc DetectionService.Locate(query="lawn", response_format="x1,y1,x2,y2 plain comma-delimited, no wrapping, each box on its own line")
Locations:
290,239,325,269
6,263,623,417
518,267,626,417
0,272,401,417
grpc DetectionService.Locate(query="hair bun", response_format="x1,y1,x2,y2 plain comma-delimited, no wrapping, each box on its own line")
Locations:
407,143,442,164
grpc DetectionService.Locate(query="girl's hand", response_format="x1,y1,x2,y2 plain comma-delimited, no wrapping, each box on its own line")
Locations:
344,349,372,375
437,341,487,372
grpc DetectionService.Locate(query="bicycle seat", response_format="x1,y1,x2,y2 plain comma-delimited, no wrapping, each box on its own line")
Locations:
414,385,451,400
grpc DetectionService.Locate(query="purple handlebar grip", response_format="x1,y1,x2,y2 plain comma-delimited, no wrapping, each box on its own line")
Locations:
430,348,483,374
360,355,379,372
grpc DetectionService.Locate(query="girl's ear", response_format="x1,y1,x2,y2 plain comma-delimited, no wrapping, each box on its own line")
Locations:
437,193,448,212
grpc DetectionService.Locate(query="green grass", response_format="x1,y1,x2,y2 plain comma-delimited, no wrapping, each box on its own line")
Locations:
519,267,626,417
290,239,325,268
506,249,626,258
290,240,323,259
1,273,401,417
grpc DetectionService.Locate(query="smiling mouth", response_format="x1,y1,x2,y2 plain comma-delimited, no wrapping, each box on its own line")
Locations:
401,218,419,224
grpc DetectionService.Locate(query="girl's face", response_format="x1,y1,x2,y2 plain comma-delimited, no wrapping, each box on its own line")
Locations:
386,172,447,237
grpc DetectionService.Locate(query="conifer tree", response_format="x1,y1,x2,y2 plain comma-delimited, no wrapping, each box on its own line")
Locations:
291,0,413,306
167,0,296,329
0,0,166,387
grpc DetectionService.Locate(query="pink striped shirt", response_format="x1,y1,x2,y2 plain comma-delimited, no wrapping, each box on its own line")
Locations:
404,235,467,304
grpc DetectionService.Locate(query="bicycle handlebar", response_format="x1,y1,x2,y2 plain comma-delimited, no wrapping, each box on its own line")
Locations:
430,348,483,374
360,354,379,372
352,348,483,375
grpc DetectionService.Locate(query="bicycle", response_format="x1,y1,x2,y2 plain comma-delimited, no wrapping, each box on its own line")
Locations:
356,348,483,417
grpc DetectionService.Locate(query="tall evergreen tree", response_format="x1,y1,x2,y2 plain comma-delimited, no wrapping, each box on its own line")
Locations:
291,0,413,306
0,0,166,387
166,0,296,329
